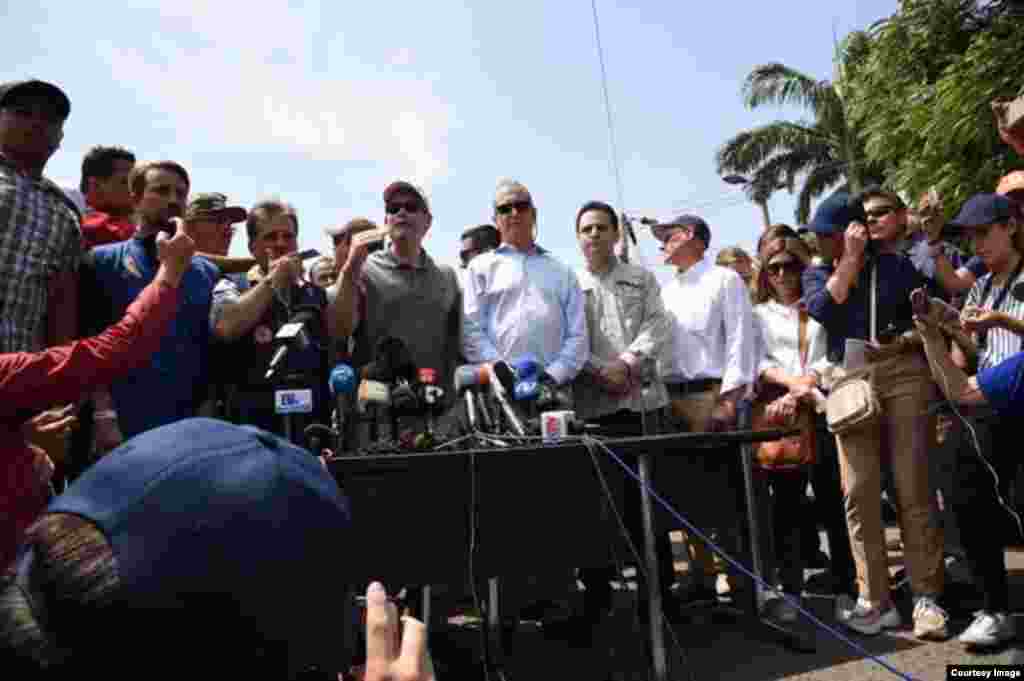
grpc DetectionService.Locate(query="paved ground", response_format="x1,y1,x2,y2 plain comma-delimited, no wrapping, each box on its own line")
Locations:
435,530,1024,680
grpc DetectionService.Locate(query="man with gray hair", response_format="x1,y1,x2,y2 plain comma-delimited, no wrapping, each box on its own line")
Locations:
463,179,588,385
462,179,588,625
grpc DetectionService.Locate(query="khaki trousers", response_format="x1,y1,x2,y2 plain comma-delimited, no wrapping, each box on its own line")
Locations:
835,351,943,605
668,385,735,586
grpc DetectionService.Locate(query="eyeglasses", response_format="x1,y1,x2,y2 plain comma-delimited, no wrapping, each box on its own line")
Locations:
865,205,898,221
495,200,532,216
385,201,423,215
765,261,802,277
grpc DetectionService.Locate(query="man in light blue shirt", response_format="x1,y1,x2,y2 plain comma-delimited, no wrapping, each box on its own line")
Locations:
462,179,588,385
461,179,587,626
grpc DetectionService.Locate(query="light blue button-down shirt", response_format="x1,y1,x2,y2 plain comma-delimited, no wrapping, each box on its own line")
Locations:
462,243,589,385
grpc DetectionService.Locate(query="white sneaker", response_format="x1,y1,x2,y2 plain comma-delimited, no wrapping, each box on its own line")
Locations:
958,611,1016,648
843,598,902,635
912,596,949,640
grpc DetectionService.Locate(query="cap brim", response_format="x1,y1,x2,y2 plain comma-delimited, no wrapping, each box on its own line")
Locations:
187,207,247,224
650,223,678,242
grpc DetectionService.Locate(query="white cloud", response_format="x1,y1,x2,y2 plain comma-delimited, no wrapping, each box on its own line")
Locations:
92,2,454,185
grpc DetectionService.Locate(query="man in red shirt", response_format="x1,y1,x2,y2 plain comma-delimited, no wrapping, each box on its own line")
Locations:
0,228,196,568
79,145,137,248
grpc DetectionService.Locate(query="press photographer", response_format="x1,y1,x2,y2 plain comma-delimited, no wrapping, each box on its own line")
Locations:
211,199,341,440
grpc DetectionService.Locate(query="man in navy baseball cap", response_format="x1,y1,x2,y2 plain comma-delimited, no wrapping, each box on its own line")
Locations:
950,193,1016,231
4,418,355,677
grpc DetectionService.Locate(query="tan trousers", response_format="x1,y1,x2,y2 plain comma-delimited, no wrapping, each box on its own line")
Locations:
669,385,733,586
835,351,943,605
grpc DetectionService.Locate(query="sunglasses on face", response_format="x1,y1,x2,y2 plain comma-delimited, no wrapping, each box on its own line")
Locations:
495,200,532,216
766,261,802,277
385,201,423,215
865,205,898,221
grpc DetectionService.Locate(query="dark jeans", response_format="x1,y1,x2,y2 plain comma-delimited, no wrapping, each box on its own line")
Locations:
758,471,808,595
810,416,857,595
578,409,676,619
952,417,1022,612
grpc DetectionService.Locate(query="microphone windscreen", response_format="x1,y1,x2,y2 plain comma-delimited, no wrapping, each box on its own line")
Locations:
329,364,357,396
511,356,541,380
454,365,490,392
491,361,516,395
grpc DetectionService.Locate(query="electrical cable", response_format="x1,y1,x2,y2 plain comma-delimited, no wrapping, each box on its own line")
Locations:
590,0,626,218
581,436,695,681
581,434,924,681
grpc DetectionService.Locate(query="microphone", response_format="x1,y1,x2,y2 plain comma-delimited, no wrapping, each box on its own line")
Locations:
488,361,527,436
454,364,491,432
417,368,445,434
510,357,541,402
264,304,322,380
536,373,574,412
329,364,358,452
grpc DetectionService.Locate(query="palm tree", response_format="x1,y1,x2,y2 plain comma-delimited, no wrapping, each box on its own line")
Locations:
716,53,880,225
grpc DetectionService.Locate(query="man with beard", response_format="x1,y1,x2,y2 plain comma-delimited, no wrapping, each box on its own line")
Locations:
80,161,220,451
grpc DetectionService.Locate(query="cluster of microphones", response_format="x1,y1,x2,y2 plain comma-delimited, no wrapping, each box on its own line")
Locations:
326,336,585,455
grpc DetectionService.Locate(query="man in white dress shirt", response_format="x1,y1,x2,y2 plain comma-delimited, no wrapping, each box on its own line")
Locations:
653,211,758,604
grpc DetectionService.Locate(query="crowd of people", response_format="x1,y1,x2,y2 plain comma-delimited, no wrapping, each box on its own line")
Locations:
3,74,1024,677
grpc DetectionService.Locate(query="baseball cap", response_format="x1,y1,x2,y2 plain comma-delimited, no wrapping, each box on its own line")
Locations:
184,193,247,224
950,193,1015,229
46,418,353,664
0,79,71,120
806,192,864,235
383,180,431,214
651,212,711,247
997,170,1024,197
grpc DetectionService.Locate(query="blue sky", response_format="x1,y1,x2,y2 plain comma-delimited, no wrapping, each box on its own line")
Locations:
7,0,898,277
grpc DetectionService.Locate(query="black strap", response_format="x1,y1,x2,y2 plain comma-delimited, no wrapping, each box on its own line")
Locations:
978,256,1024,349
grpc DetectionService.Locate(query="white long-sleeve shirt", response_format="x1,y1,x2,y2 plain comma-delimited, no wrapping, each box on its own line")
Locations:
660,258,756,396
753,300,831,378
462,243,588,385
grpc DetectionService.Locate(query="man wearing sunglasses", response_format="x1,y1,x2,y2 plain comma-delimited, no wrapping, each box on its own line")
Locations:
461,179,587,624
803,188,947,640
331,180,462,411
462,179,588,387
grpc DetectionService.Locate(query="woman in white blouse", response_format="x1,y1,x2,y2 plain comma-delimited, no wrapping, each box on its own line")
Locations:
753,227,854,621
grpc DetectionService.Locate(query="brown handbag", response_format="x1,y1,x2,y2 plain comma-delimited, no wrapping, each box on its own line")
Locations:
751,310,817,471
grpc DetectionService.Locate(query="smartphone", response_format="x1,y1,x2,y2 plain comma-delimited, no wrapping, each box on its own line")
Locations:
296,248,321,261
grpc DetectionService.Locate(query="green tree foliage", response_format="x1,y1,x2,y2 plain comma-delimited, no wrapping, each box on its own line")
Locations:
844,0,1024,214
716,58,883,225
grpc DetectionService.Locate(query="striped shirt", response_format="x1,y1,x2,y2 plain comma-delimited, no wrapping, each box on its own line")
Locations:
965,265,1024,371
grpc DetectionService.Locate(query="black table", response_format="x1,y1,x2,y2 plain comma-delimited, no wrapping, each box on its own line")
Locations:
327,428,799,679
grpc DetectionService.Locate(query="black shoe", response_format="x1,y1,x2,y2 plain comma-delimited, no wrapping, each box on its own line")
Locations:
671,583,719,609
